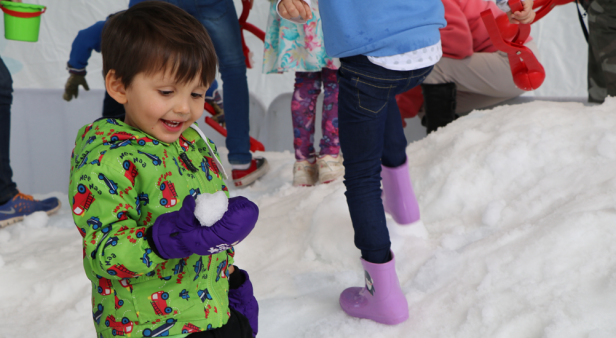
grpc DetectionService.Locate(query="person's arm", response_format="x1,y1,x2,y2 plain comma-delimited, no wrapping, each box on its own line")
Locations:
277,0,312,23
440,0,474,59
64,20,106,101
70,162,165,280
495,0,536,24
67,20,106,72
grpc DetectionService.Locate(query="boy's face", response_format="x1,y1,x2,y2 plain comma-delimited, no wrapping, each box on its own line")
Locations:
123,69,207,144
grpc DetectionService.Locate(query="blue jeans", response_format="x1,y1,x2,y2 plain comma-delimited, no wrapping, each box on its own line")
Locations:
0,57,18,205
338,55,432,264
163,0,252,164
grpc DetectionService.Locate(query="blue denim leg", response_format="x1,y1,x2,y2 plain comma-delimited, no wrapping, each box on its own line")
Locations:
0,57,18,205
337,55,432,263
164,0,251,164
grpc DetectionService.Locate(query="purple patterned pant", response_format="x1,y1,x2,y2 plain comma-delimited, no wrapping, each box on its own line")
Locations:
292,68,340,161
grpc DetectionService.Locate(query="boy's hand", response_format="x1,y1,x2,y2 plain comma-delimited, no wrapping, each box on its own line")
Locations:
278,0,312,21
508,0,535,24
150,195,258,260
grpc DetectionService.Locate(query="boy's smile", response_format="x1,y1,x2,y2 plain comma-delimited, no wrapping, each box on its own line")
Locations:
110,69,208,144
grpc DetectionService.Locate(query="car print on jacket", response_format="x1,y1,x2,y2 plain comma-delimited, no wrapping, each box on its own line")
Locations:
105,315,133,336
87,216,103,230
135,193,149,215
142,248,153,268
114,290,125,310
138,151,162,166
143,318,176,337
159,181,177,208
123,160,139,186
98,173,119,195
107,264,139,278
73,183,95,216
105,139,133,150
97,275,112,296
181,323,200,334
93,304,104,325
137,136,159,146
90,150,107,166
197,288,212,302
150,291,173,316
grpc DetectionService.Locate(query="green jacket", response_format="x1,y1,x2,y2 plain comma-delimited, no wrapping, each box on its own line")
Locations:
69,118,233,338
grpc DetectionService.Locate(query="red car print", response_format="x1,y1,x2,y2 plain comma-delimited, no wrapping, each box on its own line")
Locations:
205,157,220,177
136,136,159,146
97,275,112,296
134,227,146,239
181,323,200,334
119,279,133,293
114,291,124,310
117,211,129,222
108,132,136,143
105,315,133,336
81,124,93,140
150,291,173,316
107,264,139,278
123,160,139,186
73,184,95,216
159,181,178,208
179,135,193,151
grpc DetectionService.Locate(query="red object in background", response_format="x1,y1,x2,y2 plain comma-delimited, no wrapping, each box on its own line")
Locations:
396,0,575,124
204,102,265,152
482,0,545,91
395,87,424,128
239,0,265,69
203,0,266,152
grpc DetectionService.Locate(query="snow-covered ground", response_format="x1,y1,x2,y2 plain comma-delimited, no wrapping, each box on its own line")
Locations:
2,99,616,338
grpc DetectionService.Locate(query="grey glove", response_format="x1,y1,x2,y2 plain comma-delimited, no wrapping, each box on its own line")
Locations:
63,74,89,101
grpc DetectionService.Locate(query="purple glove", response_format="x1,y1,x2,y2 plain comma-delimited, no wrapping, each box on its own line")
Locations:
229,268,259,337
150,195,258,259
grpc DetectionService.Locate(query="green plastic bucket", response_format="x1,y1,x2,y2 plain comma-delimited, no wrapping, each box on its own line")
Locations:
1,1,46,42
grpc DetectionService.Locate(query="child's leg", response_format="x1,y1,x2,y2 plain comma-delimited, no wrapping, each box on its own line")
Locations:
292,71,322,161
318,68,340,157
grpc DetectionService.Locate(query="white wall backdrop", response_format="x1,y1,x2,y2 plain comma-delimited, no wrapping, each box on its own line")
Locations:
2,0,589,102
0,0,591,194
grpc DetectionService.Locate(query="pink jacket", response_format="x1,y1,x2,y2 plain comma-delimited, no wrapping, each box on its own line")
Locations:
441,0,504,59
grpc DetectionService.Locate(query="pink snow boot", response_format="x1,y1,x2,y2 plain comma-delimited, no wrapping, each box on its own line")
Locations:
339,252,409,325
381,159,420,225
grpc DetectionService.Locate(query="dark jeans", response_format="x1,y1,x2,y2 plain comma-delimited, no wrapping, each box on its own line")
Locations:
186,308,253,338
163,0,252,164
338,55,432,264
0,57,18,205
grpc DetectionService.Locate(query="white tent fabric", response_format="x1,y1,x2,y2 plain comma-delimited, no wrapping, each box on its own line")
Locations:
1,0,590,194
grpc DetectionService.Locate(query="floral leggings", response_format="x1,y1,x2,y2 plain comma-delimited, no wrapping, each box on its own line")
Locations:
292,68,340,161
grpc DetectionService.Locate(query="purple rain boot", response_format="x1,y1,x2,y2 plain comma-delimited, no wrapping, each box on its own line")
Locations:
339,251,409,325
381,159,420,225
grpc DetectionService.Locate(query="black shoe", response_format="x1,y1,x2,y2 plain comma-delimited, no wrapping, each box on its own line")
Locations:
421,82,457,134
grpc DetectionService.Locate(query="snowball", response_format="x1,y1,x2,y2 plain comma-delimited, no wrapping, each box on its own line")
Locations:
194,191,228,227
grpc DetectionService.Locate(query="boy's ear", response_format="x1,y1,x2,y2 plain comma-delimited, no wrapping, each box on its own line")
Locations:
105,70,127,104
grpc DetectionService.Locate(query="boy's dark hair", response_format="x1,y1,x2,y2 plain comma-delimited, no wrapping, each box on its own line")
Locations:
102,1,217,88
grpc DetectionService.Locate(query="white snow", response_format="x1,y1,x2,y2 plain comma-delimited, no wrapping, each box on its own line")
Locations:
2,99,616,337
195,191,229,227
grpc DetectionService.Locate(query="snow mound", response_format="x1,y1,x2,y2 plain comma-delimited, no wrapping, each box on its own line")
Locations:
195,191,228,227
1,99,616,337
